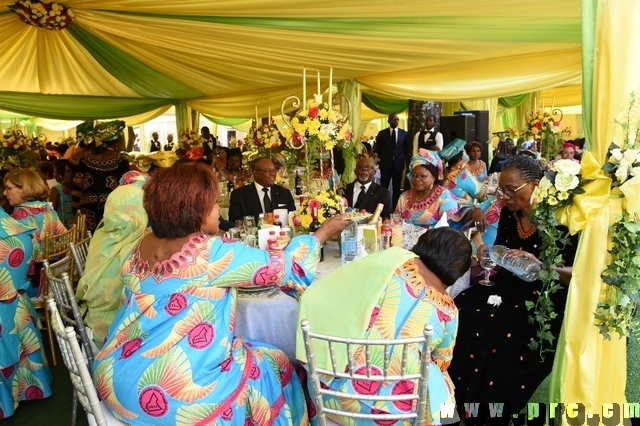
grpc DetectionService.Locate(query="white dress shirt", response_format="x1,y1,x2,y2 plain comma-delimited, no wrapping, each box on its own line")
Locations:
352,181,372,209
254,182,271,213
412,128,443,154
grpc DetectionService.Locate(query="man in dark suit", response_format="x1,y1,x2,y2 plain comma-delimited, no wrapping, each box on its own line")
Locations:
149,132,161,152
228,157,296,223
201,126,217,157
375,113,411,208
344,157,392,219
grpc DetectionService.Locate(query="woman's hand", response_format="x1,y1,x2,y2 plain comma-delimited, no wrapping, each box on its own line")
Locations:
503,249,542,265
313,215,353,245
476,244,488,261
471,207,487,233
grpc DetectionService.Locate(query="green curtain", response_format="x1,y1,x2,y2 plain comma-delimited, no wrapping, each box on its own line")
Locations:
68,25,205,100
361,92,408,115
498,94,528,108
580,0,596,150
202,115,249,127
0,92,170,120
174,103,191,134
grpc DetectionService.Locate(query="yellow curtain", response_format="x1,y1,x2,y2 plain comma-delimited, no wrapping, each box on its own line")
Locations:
551,0,640,417
119,106,171,126
539,84,583,109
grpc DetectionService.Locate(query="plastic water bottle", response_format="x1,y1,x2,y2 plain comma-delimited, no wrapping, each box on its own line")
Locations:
488,245,540,282
341,221,358,264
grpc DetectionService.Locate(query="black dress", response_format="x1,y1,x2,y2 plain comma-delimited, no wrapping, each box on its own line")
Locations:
449,207,577,422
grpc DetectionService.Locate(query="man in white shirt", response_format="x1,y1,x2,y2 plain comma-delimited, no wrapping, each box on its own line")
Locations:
343,157,392,219
413,114,443,154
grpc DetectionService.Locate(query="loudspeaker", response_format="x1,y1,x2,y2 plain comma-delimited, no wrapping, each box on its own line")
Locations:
454,110,490,164
440,115,475,147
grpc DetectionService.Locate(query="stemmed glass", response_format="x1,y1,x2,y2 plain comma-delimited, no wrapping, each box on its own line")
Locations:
479,251,496,286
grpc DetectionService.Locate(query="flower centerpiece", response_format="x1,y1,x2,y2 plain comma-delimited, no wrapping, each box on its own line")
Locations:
1,130,43,167
10,0,74,31
505,126,519,139
525,108,563,160
245,120,283,153
178,129,203,151
292,190,345,233
528,159,584,356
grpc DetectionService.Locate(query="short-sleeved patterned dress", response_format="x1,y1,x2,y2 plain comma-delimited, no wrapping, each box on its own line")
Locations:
94,233,321,425
0,209,52,419
394,186,461,228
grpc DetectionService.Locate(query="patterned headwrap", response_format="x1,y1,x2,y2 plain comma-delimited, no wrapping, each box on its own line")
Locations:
562,142,577,150
408,149,443,180
119,170,149,188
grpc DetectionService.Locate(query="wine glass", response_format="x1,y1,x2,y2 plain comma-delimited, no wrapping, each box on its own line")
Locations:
479,251,496,286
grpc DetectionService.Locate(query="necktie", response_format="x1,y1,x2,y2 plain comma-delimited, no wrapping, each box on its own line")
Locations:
391,128,396,146
355,185,366,209
262,187,273,213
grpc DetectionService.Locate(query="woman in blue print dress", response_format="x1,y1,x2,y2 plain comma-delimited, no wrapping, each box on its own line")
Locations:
0,208,52,419
94,161,350,425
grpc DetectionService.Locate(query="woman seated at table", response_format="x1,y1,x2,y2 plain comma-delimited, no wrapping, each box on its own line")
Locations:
214,146,229,173
449,155,577,425
0,207,52,418
465,140,488,181
94,161,350,425
394,149,461,228
298,227,472,425
4,169,67,297
219,148,251,188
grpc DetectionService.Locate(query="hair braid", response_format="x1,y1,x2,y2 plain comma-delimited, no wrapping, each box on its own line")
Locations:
501,155,544,182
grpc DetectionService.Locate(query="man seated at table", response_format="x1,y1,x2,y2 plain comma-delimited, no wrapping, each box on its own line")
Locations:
344,157,392,219
229,157,296,223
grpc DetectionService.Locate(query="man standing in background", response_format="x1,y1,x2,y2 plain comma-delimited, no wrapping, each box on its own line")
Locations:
149,132,161,152
375,114,410,208
413,114,443,153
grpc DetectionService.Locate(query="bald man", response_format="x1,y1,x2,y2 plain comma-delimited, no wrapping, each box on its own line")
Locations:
343,157,392,219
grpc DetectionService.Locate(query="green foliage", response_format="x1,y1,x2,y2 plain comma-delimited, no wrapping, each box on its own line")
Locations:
528,199,572,359
595,212,640,343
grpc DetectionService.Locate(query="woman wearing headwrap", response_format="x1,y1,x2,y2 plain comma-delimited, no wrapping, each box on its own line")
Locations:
558,142,580,163
70,120,131,232
393,149,460,228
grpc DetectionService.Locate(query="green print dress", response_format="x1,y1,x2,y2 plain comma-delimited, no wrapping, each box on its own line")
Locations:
94,233,321,425
0,209,52,419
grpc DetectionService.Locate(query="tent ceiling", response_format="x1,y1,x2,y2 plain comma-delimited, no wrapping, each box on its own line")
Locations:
0,0,582,119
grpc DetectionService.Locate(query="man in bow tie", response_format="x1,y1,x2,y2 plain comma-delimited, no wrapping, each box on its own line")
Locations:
413,114,443,154
375,114,410,209
344,157,392,219
201,126,218,158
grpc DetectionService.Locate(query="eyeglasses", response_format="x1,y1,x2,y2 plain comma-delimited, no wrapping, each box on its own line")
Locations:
411,173,432,181
254,168,277,174
495,182,528,198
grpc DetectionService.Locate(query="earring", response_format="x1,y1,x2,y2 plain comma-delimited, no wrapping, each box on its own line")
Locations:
429,183,434,190
529,192,535,205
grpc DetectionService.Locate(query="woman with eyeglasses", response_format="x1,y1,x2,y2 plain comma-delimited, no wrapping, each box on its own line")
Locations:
448,155,578,426
393,149,461,228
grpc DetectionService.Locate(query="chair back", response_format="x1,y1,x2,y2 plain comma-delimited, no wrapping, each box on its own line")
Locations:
70,231,92,277
43,225,76,261
44,260,94,372
47,299,107,426
75,213,88,241
300,319,433,425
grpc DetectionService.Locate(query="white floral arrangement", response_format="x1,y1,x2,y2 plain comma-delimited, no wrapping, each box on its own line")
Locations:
602,144,640,185
532,159,583,206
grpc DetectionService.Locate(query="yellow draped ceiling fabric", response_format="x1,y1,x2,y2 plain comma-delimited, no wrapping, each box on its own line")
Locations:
0,0,581,119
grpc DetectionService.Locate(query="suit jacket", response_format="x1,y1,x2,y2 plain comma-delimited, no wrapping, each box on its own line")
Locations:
228,183,296,223
202,138,217,156
344,181,392,220
375,127,411,174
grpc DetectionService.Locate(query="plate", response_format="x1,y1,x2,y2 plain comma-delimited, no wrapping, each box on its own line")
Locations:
344,213,373,224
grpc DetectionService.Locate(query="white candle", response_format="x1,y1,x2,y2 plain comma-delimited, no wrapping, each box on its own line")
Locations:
534,97,537,112
317,71,321,101
542,97,545,110
303,68,306,109
255,106,259,127
551,95,556,110
328,68,333,110
268,107,271,123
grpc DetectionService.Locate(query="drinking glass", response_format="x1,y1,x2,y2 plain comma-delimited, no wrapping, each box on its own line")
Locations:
244,235,257,248
244,216,256,235
479,251,496,286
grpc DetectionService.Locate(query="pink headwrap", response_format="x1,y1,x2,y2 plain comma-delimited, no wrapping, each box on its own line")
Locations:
562,142,577,150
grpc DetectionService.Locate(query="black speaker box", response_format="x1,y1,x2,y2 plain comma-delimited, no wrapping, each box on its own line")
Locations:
440,115,476,147
454,110,490,164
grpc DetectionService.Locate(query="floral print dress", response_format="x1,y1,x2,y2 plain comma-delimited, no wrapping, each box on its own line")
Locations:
94,233,320,425
0,210,52,419
309,258,458,425
394,186,460,228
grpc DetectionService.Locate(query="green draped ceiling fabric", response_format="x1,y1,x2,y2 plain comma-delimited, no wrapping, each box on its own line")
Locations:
0,0,581,123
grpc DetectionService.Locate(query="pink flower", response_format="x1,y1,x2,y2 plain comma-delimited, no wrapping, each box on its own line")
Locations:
535,122,543,130
554,121,560,127
344,130,352,141
308,107,320,119
309,199,321,210
293,132,302,145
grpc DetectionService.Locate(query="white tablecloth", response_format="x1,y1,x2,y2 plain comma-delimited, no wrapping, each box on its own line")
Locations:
234,241,340,360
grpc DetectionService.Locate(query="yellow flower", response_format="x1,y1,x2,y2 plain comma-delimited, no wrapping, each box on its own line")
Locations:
318,108,328,120
547,196,558,206
300,215,312,228
557,191,569,201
